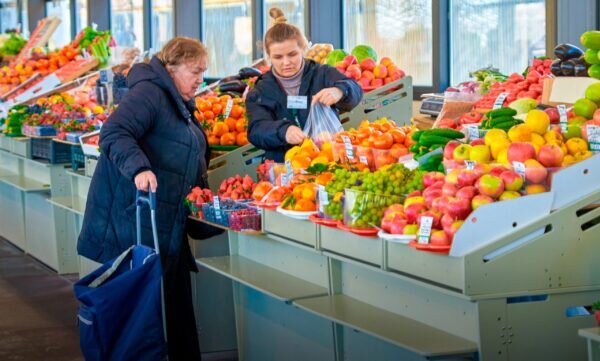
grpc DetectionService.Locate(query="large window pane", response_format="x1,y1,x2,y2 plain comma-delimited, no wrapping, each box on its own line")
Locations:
450,0,546,84
0,0,18,33
46,0,71,48
76,0,88,33
344,0,433,86
151,0,173,51
263,0,306,34
203,0,252,77
20,0,28,37
111,0,144,50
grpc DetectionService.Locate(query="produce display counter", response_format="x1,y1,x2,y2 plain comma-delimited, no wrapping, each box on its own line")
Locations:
579,328,600,361
207,144,264,190
196,156,600,361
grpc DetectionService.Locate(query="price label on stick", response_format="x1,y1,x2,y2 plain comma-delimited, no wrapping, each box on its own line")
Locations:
223,99,234,119
318,185,328,212
359,156,368,165
558,104,568,133
493,92,509,110
512,161,526,190
465,124,480,140
213,196,222,221
341,135,355,160
465,160,476,170
418,216,433,244
588,125,600,153
283,160,294,185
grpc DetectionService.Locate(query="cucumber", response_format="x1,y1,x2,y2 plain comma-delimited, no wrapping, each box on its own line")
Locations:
429,143,445,151
426,153,443,165
487,107,517,119
418,134,452,147
493,120,520,131
489,116,515,127
581,31,600,51
409,144,420,153
411,130,424,141
423,128,465,139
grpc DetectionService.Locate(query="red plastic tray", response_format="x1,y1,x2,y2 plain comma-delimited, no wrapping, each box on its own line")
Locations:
408,241,451,254
308,214,340,228
337,223,379,237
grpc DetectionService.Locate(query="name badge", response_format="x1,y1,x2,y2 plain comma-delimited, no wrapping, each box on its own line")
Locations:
287,96,308,109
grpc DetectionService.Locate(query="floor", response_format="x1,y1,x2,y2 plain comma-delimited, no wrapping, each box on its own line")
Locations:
0,237,238,361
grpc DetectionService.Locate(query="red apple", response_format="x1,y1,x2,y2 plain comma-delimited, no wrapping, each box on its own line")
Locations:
389,218,408,235
335,60,349,70
360,58,376,71
544,108,560,124
444,140,461,160
423,172,446,188
373,64,388,79
402,224,419,235
346,64,362,80
473,163,491,178
424,188,443,208
407,190,422,198
428,180,445,190
476,174,505,198
489,166,507,177
456,186,478,201
444,220,464,241
384,204,404,217
430,230,450,245
441,213,455,230
442,183,459,197
405,203,427,224
362,70,375,81
500,170,524,191
507,142,536,163
432,196,450,214
471,194,494,210
344,55,358,65
453,144,472,162
524,159,548,184
370,78,384,87
358,78,370,88
445,197,472,220
457,169,478,187
445,169,461,185
470,138,486,146
537,144,564,168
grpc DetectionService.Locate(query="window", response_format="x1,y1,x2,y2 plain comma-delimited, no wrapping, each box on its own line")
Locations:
203,0,253,77
450,0,546,84
75,0,88,33
111,0,144,50
344,0,433,86
46,0,71,48
0,0,18,33
20,0,28,37
263,0,306,34
151,0,173,51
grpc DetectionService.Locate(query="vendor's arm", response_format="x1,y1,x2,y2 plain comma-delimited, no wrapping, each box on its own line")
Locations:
246,89,302,150
322,65,364,112
99,85,159,181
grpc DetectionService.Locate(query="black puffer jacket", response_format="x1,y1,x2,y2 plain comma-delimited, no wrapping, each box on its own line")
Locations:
246,59,363,162
77,57,210,263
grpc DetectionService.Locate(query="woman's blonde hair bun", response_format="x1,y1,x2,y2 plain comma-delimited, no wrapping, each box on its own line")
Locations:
269,7,287,24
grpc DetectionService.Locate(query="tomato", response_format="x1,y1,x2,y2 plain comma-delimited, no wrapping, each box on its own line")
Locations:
372,133,393,149
389,129,406,144
390,144,409,159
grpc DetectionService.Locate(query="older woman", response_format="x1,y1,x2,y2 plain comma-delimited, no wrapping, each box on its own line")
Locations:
78,37,209,360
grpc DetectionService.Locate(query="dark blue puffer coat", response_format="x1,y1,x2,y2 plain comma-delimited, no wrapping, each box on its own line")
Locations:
77,57,210,264
246,59,363,162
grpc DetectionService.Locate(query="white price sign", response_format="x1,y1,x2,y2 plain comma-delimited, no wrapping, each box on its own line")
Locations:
512,161,526,179
465,124,480,140
587,125,600,153
213,196,222,220
493,92,509,110
465,160,476,170
417,216,434,244
283,159,294,185
223,99,234,119
558,105,568,133
359,155,368,165
318,185,328,212
341,135,355,160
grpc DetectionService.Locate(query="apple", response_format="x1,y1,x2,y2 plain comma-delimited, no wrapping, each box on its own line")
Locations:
489,166,507,177
370,78,384,87
418,210,442,229
442,182,459,197
335,60,350,70
537,144,564,168
345,65,362,80
432,196,450,213
358,78,370,88
524,159,548,184
507,142,536,163
471,194,494,210
405,203,427,223
407,190,422,198
423,172,446,188
403,224,419,235
445,197,472,220
476,174,505,198
470,138,486,146
444,220,464,241
457,169,478,187
360,58,376,71
444,140,461,160
384,204,404,217
453,144,472,162
593,108,600,122
445,169,461,184
344,55,358,65
499,170,524,191
470,145,491,163
424,188,443,208
373,64,388,79
456,186,478,201
544,107,560,124
441,212,455,230
473,163,491,177
389,218,408,235
362,70,375,81
499,190,521,201
428,180,445,190
430,230,450,245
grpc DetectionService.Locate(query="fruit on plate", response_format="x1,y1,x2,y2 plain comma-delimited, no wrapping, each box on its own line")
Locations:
281,183,318,212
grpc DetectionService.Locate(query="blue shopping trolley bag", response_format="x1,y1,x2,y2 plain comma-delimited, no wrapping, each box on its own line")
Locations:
74,191,168,361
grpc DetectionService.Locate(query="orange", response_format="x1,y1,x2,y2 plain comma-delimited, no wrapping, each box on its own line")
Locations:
236,132,249,146
301,186,316,200
220,132,236,146
224,117,237,130
291,155,311,169
212,103,223,115
235,118,246,133
230,105,244,118
207,135,219,145
315,172,333,185
294,199,316,212
212,122,229,137
219,94,232,103
203,110,215,120
197,101,210,112
207,96,219,104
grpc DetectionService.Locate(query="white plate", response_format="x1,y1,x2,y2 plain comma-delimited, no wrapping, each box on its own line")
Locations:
377,230,416,244
276,206,317,220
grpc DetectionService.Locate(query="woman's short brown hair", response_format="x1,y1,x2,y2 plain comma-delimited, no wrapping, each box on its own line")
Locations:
156,37,208,66
264,7,308,55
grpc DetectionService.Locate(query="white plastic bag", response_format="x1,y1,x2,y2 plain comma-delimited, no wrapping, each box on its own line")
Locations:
303,102,343,148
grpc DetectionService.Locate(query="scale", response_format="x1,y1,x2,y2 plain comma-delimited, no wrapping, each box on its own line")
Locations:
419,93,445,116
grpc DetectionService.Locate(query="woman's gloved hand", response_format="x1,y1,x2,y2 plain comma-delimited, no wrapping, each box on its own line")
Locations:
312,87,343,106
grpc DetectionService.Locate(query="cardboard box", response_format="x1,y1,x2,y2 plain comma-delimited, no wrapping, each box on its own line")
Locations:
541,77,600,106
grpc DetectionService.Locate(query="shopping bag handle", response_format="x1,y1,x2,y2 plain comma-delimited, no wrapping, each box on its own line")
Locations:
136,190,160,254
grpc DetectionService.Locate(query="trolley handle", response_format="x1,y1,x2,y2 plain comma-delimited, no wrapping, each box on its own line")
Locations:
135,190,160,254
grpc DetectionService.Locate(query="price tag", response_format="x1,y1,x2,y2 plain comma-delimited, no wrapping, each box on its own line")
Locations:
341,135,355,160
213,196,222,220
465,160,476,170
465,124,480,140
283,159,294,185
268,165,276,183
493,92,509,110
223,99,234,119
558,104,568,133
359,155,368,165
318,185,328,212
587,125,600,153
512,161,526,179
417,216,433,244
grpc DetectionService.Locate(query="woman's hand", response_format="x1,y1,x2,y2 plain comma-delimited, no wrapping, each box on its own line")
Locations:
285,125,306,145
134,170,158,192
312,87,343,106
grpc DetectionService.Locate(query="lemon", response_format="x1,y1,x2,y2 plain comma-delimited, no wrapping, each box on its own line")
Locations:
525,109,550,135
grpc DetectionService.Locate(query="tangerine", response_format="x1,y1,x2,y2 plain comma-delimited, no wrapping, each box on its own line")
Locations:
220,132,236,146
235,118,246,133
203,110,215,120
236,132,249,146
230,105,244,118
212,122,229,136
294,199,316,212
225,117,237,130
212,103,223,115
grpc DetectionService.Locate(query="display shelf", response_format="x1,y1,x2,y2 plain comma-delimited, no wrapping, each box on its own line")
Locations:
196,255,328,302
47,196,85,216
319,225,382,267
294,294,478,358
188,216,262,235
0,175,50,192
262,209,318,248
579,327,600,360
207,144,264,191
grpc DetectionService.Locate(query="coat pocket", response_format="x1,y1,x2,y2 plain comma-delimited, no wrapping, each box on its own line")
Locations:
77,305,104,361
